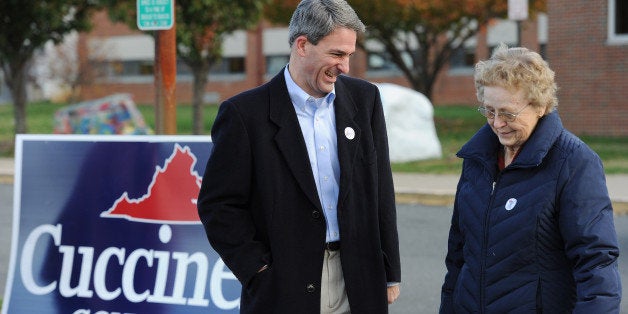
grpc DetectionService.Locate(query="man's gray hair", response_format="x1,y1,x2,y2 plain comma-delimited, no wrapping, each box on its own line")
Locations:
288,0,366,47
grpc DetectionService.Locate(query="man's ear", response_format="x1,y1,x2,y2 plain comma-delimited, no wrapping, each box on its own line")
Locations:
294,35,309,57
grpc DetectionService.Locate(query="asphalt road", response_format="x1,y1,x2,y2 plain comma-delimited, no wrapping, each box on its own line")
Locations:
1,183,627,313
0,183,12,303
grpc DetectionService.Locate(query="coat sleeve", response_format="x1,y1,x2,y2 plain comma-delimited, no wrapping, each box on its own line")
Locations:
440,178,465,314
197,101,269,287
371,89,402,284
558,145,622,313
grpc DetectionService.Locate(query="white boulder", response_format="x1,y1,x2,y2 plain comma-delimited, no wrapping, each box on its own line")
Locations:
375,83,442,162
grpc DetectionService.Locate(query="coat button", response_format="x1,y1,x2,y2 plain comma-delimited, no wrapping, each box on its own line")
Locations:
306,283,315,293
311,210,321,219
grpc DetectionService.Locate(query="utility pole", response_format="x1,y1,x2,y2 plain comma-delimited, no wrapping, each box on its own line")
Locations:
137,0,177,134
154,26,177,134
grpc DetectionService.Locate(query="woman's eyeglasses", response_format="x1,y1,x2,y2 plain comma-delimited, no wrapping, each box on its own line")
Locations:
477,103,529,123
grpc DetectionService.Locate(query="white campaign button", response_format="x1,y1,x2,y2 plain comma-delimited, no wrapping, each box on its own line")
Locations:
505,198,517,211
344,127,355,140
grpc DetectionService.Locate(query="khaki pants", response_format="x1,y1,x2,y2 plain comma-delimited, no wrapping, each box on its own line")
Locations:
321,250,350,314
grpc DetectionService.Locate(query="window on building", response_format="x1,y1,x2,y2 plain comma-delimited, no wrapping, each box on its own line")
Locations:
449,46,475,70
367,50,419,76
266,55,290,75
95,57,246,82
609,0,628,44
616,0,628,34
368,51,398,72
367,50,418,76
177,58,245,76
117,61,153,76
209,57,245,75
539,43,547,60
93,60,155,78
368,52,385,70
177,60,192,76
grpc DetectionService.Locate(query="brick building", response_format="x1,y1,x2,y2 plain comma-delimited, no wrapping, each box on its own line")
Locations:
547,0,628,136
77,11,544,109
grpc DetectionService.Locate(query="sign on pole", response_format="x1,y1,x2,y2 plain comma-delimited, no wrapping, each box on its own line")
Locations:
137,0,174,30
508,0,529,21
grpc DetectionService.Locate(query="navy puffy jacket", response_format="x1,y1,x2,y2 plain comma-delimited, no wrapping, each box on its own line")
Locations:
440,112,621,313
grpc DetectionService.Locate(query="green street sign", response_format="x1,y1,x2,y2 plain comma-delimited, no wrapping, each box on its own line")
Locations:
137,0,174,31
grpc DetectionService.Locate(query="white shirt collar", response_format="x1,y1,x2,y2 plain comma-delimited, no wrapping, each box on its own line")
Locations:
284,65,336,111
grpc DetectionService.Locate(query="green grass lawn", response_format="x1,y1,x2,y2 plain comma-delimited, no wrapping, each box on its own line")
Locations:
1,101,627,174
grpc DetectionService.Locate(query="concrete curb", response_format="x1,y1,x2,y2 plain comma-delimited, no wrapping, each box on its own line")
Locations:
393,173,628,215
394,192,628,215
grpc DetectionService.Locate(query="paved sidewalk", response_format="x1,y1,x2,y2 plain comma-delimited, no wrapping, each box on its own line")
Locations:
0,158,12,184
1,157,627,212
393,172,628,214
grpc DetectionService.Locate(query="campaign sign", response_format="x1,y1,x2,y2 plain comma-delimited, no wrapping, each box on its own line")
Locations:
2,135,241,314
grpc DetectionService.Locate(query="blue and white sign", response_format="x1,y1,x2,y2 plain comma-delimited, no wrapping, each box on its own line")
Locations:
2,135,242,314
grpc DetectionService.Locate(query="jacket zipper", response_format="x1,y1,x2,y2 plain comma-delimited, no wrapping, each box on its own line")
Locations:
480,174,500,312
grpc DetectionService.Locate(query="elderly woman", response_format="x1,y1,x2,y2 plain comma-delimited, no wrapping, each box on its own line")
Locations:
439,44,621,313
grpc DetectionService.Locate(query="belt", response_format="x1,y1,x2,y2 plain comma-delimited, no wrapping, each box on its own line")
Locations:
325,241,340,251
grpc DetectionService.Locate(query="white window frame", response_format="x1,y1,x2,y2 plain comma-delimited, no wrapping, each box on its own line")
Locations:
608,0,628,45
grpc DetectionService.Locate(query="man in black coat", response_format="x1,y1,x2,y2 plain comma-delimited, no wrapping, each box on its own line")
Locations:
197,0,401,312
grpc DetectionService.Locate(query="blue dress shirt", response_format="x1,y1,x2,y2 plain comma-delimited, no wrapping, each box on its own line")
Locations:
284,67,341,243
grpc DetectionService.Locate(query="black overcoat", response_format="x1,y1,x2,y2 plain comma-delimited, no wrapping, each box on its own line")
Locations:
197,70,401,313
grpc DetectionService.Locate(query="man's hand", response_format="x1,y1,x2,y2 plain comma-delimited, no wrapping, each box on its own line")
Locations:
387,285,400,304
